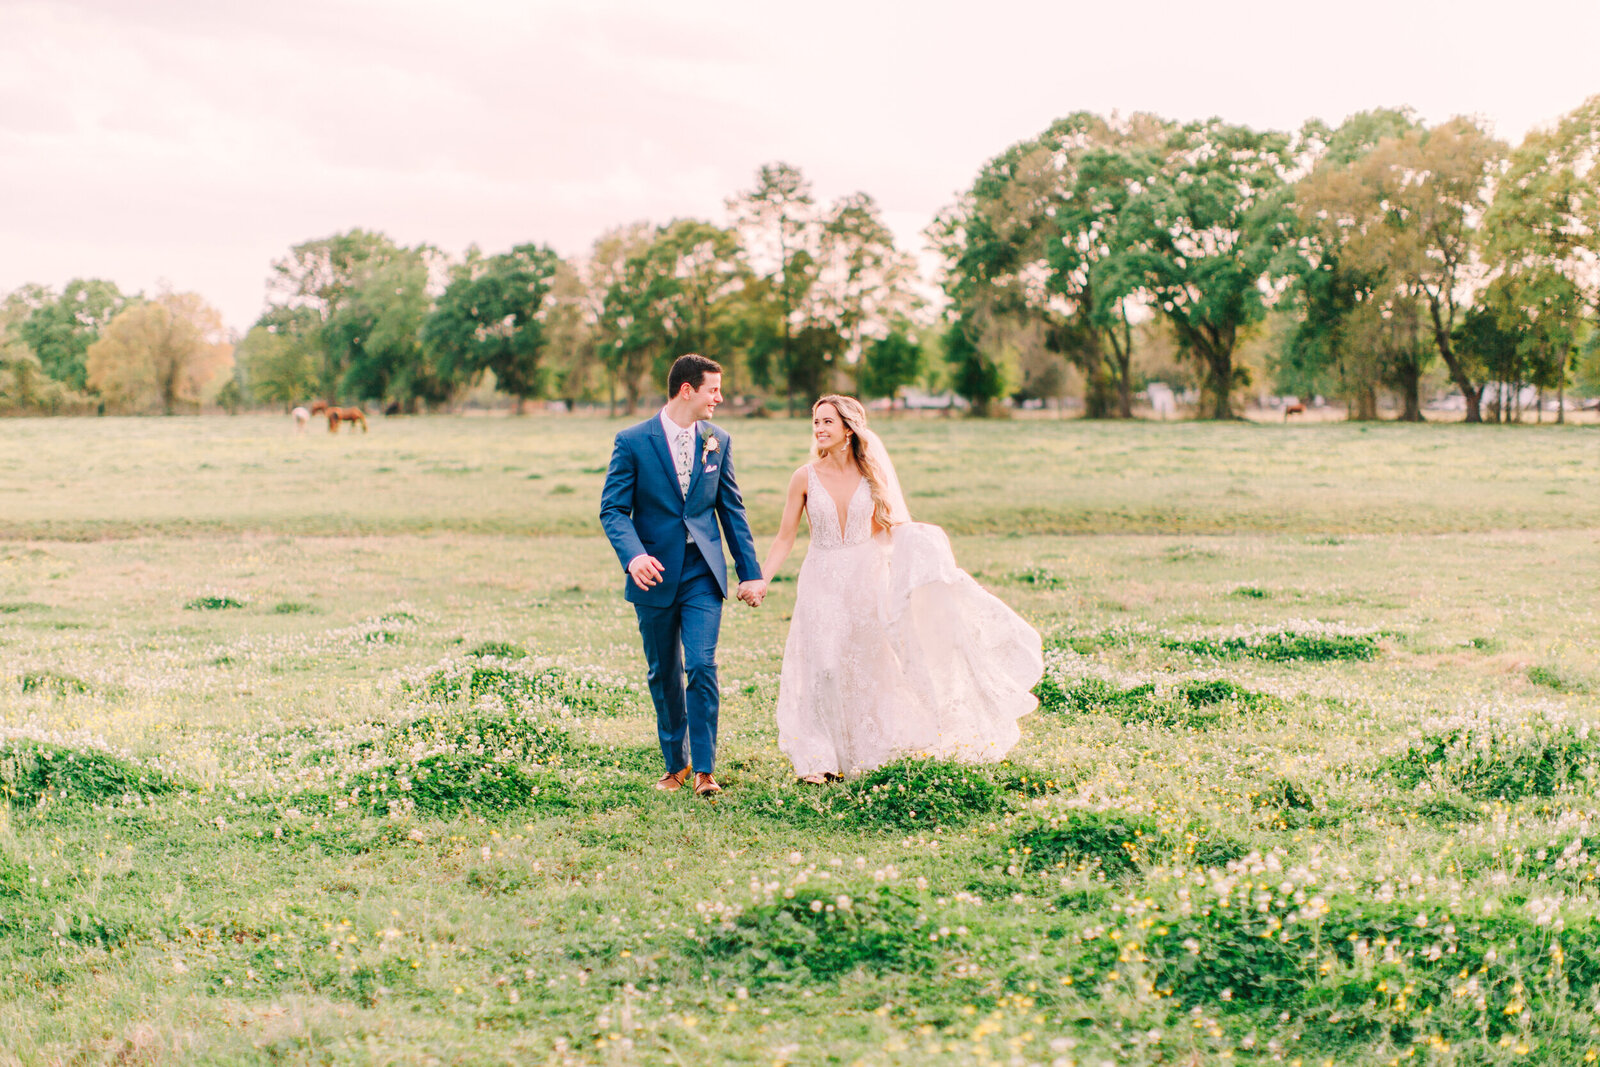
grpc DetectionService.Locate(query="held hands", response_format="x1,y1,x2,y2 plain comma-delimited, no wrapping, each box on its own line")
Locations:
631,556,765,607
627,554,665,591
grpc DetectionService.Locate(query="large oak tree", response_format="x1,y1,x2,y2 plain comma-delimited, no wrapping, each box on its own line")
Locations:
1108,120,1299,419
85,291,233,414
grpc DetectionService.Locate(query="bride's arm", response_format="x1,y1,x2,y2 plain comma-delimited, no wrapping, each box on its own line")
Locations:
758,467,810,583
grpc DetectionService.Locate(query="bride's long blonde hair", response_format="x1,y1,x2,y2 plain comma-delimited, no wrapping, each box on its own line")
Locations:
811,394,903,530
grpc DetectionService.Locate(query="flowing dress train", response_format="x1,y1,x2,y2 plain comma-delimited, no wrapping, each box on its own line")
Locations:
775,466,1043,779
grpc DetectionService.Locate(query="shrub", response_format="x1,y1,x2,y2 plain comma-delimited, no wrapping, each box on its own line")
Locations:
1411,795,1482,825
1180,679,1254,707
391,707,570,765
1046,628,1143,655
1231,586,1270,599
1015,810,1160,876
757,758,1005,833
1175,679,1277,713
370,754,542,816
836,759,1003,831
0,849,29,898
468,641,529,660
990,763,1071,799
1006,567,1064,589
1162,626,1379,662
1035,671,1274,729
294,705,575,818
1013,810,1246,877
409,661,635,717
1379,713,1600,800
1528,665,1589,693
1034,676,1155,717
1250,778,1345,829
1146,884,1600,1047
18,672,92,696
272,601,314,615
703,885,930,982
185,596,244,610
0,740,175,810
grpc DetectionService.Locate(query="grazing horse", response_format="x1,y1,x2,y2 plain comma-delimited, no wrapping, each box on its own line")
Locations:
309,400,331,416
1284,402,1306,421
291,406,310,434
327,406,368,433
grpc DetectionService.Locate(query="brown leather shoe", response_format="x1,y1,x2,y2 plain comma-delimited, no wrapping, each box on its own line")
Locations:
655,768,690,791
694,772,722,797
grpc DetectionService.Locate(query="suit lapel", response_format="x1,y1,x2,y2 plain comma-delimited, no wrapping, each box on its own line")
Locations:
647,414,680,497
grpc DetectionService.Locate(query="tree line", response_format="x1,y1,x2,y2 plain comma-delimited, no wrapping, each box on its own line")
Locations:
935,100,1600,422
5,98,1600,421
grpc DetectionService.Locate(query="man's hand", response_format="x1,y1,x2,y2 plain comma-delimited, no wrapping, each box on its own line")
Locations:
628,554,665,591
737,579,767,607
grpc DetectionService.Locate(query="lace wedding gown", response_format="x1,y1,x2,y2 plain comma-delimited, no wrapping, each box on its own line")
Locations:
775,466,1043,779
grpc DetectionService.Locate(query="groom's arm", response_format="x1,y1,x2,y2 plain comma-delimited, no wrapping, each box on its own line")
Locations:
599,434,648,572
713,436,763,584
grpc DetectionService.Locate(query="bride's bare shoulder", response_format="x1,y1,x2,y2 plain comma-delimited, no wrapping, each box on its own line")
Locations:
790,465,812,489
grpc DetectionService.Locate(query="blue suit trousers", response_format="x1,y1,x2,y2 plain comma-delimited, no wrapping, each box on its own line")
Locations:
635,542,722,774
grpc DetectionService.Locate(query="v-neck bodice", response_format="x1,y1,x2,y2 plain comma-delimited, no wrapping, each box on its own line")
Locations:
805,465,873,550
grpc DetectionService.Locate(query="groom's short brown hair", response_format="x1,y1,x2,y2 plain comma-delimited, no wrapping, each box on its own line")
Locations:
669,354,722,398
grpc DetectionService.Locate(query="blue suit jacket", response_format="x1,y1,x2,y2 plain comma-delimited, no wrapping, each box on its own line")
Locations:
599,414,762,607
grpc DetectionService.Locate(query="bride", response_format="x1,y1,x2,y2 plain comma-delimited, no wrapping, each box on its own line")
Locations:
745,395,1043,782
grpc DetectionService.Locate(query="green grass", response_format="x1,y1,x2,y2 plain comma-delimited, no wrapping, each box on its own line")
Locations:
0,413,1598,1064
0,414,1597,540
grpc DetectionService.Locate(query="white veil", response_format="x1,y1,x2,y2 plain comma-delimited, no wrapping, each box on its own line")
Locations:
860,427,912,527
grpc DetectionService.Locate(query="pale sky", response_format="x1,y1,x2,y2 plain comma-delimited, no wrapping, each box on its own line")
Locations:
3,0,1598,332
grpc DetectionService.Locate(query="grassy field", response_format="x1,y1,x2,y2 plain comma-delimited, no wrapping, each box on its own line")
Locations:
3,413,1599,539
1,413,1598,1065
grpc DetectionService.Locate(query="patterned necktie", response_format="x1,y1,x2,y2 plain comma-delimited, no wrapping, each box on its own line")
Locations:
675,427,693,496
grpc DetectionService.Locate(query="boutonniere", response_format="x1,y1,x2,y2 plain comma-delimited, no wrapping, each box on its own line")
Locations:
701,430,719,464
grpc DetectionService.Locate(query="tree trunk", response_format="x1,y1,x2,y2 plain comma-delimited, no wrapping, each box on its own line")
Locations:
1558,377,1565,425
1426,297,1481,422
1083,366,1115,418
1107,322,1134,418
1203,349,1234,419
1178,321,1237,420
1350,382,1378,422
1396,362,1423,422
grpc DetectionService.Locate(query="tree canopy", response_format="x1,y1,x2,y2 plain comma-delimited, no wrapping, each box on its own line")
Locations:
85,291,233,414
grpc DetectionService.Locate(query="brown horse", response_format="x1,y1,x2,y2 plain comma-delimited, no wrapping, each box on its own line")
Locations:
326,407,367,433
309,400,331,416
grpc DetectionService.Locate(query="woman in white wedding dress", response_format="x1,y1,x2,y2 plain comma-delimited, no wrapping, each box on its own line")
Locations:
748,395,1043,783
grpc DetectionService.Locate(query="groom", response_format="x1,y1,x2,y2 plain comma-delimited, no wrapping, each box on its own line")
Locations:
599,354,765,797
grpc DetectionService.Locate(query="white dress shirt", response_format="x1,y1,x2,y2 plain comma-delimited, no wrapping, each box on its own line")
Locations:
660,409,697,496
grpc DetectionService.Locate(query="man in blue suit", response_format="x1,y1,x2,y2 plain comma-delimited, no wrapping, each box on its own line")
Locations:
599,354,765,797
